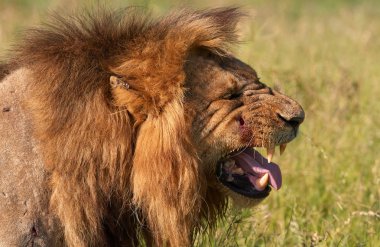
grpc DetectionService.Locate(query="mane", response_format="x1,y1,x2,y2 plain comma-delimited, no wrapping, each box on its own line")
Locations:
11,6,244,137
11,7,244,246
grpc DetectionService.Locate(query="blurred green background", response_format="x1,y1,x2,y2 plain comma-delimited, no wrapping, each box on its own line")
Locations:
1,0,379,246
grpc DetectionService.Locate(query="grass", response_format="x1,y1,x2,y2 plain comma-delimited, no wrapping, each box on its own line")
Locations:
1,0,379,246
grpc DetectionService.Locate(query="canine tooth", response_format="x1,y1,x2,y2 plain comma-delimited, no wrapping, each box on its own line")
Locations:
280,144,287,155
253,173,269,191
266,146,275,163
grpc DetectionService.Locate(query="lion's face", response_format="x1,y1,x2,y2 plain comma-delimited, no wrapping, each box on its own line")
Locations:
184,50,305,205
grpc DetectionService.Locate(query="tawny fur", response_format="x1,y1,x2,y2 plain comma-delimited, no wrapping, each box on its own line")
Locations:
10,8,244,247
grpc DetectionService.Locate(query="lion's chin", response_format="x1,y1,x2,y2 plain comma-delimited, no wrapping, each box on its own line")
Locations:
216,147,283,206
216,182,267,208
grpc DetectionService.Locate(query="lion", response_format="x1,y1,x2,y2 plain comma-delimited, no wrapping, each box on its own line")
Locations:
0,7,304,247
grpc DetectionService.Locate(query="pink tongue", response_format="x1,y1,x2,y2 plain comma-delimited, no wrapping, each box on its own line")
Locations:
232,149,282,190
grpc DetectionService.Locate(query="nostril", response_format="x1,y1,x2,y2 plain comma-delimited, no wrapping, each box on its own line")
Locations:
288,116,303,128
277,114,288,123
277,113,304,128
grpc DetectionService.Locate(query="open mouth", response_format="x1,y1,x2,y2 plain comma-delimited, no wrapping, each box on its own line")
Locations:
216,147,284,199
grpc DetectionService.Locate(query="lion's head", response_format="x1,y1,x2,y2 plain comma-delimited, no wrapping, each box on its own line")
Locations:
184,51,304,205
11,7,304,247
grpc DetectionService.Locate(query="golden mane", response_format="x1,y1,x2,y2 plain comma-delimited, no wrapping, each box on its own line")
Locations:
11,7,244,246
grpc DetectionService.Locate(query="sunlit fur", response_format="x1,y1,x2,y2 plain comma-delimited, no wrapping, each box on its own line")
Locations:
10,8,244,247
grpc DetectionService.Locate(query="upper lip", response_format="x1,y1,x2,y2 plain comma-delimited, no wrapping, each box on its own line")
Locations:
226,143,287,164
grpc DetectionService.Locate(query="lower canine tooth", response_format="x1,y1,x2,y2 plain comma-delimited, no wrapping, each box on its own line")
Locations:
253,173,269,191
280,144,287,155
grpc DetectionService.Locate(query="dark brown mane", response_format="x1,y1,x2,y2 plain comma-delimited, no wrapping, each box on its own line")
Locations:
10,7,245,246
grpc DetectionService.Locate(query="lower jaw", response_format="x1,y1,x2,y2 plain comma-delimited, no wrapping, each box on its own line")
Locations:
215,182,268,208
216,162,271,200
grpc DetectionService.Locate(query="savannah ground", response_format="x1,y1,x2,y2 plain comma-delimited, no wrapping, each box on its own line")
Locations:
0,0,379,246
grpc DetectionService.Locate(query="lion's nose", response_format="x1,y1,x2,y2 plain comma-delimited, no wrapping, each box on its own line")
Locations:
276,100,305,128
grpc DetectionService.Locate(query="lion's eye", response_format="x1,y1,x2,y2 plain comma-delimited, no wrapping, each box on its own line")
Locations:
224,92,242,100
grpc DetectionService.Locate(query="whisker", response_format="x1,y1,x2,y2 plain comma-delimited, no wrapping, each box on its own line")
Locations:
110,108,128,116
229,133,255,158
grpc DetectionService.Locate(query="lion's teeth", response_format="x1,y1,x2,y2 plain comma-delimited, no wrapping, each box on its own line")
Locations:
232,167,244,175
253,173,269,191
259,173,269,188
227,174,234,182
266,146,275,163
224,159,235,169
280,144,287,155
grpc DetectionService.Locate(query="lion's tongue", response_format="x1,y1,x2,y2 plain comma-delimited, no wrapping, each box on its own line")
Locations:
232,149,282,190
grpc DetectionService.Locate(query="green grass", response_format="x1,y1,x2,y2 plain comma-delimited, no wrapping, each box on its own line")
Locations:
1,0,379,246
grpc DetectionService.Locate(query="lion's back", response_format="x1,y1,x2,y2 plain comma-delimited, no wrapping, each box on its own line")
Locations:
0,69,63,246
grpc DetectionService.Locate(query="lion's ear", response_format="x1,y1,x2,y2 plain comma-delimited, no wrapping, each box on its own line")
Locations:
109,76,148,123
110,75,130,90
131,99,203,246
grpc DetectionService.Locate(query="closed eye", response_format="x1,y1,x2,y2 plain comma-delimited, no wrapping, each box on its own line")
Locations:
224,92,243,100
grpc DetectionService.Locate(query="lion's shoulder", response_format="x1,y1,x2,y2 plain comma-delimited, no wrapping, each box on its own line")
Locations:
0,68,62,246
